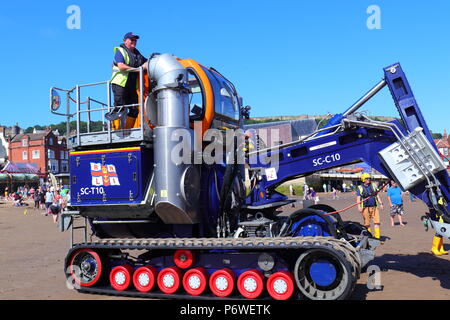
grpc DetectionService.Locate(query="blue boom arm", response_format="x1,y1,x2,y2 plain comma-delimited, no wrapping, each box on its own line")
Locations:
246,63,450,232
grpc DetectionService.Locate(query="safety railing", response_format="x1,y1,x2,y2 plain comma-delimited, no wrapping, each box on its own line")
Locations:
50,67,147,148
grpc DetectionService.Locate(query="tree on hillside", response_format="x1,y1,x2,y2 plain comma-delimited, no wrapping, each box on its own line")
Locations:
24,121,104,136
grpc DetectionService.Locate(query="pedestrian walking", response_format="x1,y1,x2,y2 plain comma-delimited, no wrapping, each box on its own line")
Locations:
34,187,42,210
45,189,54,216
332,187,338,200
39,188,46,210
303,184,309,200
387,180,405,227
49,198,61,224
310,188,319,204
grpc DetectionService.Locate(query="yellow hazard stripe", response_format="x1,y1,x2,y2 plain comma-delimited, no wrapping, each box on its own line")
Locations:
70,147,140,156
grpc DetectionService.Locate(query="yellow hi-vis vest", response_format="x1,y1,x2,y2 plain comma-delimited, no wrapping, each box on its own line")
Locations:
111,47,131,87
358,183,379,208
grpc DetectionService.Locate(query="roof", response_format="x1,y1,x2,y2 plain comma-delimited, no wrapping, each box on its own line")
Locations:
11,132,49,143
289,119,318,139
434,138,450,148
1,161,40,174
244,119,318,140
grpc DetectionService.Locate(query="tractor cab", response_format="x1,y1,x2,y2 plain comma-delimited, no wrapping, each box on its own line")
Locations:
50,54,247,224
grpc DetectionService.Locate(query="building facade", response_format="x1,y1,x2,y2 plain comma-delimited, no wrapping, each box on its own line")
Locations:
0,125,23,166
0,129,7,166
8,130,69,175
434,129,450,167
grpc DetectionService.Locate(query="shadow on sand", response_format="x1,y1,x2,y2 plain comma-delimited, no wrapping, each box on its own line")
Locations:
351,249,450,299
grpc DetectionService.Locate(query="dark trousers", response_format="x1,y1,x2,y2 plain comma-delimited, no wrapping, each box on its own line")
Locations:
111,83,139,118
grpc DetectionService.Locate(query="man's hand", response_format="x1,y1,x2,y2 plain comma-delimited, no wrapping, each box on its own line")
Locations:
380,204,384,210
358,206,363,213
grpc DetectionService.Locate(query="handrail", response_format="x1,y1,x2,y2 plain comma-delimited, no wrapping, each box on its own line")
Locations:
51,67,147,147
78,81,109,88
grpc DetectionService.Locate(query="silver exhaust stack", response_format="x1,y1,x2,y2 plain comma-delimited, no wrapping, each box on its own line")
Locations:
148,54,199,224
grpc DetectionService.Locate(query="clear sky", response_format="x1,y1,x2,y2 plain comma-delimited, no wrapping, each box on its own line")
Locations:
1,0,449,133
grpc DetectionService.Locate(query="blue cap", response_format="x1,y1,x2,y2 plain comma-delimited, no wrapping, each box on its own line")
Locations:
123,32,140,40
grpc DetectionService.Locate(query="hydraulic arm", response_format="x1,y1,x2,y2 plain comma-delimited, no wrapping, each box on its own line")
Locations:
246,63,450,237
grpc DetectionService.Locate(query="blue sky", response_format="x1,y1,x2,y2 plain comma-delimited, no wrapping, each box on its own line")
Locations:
1,0,449,133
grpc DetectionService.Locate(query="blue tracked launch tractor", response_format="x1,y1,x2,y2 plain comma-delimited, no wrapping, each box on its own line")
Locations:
51,55,450,300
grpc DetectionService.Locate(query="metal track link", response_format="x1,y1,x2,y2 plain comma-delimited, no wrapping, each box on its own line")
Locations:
72,236,362,277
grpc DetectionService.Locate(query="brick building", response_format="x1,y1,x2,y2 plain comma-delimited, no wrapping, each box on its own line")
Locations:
8,129,69,176
434,129,450,167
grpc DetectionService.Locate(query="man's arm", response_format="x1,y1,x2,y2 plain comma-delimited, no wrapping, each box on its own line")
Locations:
114,50,144,72
387,193,392,207
117,62,147,72
116,62,140,72
377,194,384,210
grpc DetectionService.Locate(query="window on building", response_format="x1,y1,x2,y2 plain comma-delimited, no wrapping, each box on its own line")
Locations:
61,161,69,173
48,149,55,159
32,150,40,159
22,151,28,160
48,160,59,173
48,137,54,146
22,139,28,147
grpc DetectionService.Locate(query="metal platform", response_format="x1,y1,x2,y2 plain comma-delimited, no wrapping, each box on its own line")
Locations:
51,67,151,150
69,127,150,149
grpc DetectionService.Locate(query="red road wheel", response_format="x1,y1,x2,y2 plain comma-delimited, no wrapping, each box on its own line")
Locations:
110,265,134,291
173,250,194,269
183,267,209,296
157,267,183,294
68,249,103,287
209,268,235,298
267,271,295,300
133,266,158,293
237,269,265,299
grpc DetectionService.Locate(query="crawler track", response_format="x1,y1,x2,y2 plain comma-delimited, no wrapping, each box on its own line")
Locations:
66,236,363,300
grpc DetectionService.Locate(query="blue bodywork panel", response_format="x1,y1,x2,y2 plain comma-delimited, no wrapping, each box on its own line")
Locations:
247,125,400,207
292,215,333,237
70,147,153,206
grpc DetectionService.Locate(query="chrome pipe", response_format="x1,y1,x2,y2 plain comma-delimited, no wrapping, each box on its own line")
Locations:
78,81,109,88
343,79,387,116
148,53,199,224
76,85,80,145
139,67,144,137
